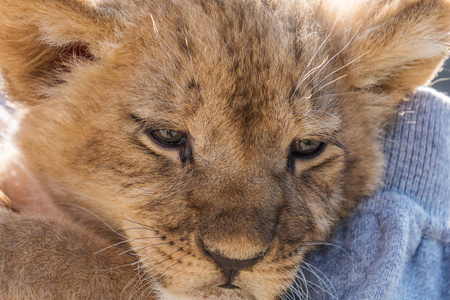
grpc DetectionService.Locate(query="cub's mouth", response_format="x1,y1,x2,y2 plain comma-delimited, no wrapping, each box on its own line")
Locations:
199,238,264,289
121,196,320,300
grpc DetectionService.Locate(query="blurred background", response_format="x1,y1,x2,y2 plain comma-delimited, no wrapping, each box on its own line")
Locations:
432,59,450,94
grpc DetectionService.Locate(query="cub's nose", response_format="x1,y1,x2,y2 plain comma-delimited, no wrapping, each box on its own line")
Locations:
204,248,263,289
207,249,262,271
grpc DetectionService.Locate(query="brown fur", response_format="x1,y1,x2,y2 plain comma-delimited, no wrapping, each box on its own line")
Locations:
0,0,449,299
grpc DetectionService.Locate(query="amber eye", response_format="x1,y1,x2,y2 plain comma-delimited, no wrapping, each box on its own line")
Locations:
292,140,325,158
151,129,187,146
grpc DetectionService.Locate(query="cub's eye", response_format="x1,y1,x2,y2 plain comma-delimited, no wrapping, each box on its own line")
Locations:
292,140,325,158
150,129,187,146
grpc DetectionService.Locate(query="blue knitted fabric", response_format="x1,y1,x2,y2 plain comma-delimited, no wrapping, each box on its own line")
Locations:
286,87,450,300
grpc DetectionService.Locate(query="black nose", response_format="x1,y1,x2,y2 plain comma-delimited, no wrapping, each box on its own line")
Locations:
206,249,261,271
204,248,263,289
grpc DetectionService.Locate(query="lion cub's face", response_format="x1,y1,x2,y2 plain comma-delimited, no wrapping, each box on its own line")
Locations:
1,0,449,299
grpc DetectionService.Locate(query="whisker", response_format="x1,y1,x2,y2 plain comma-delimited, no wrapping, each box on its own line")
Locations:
297,266,328,300
431,77,450,85
287,270,305,300
119,227,159,233
296,266,310,300
160,253,187,274
95,236,161,255
122,218,158,231
95,237,157,255
165,263,189,282
299,278,326,300
282,291,294,300
134,242,173,255
292,18,338,97
291,266,329,300
302,262,338,300
123,264,147,300
299,24,363,96
120,242,170,256
101,260,141,273
57,202,128,240
128,262,157,300
293,56,329,98
307,91,363,102
307,110,340,122
299,242,357,261
307,74,348,98
308,50,370,97
141,249,182,276
137,276,159,300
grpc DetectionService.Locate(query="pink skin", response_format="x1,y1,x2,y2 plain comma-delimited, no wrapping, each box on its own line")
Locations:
1,161,61,216
0,103,60,215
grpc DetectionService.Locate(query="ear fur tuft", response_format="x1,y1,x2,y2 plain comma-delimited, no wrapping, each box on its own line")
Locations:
54,43,96,74
0,0,122,104
320,0,450,97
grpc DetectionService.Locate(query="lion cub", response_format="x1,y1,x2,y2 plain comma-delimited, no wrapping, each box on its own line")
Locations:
0,0,449,299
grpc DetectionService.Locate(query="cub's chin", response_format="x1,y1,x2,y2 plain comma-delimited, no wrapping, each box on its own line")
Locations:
159,288,256,300
130,244,301,300
158,279,278,300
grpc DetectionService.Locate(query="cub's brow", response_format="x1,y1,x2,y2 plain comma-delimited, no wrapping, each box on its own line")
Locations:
315,130,342,148
129,113,184,130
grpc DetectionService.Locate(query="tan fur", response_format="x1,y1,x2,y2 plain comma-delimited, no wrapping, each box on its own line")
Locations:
0,0,449,299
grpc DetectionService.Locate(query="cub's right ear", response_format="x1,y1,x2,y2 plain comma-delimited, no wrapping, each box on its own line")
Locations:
0,0,125,104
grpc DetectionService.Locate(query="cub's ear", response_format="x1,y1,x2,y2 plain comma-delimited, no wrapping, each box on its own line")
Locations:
0,0,124,104
321,0,450,99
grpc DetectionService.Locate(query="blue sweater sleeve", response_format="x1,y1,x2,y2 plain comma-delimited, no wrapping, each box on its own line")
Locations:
286,87,450,300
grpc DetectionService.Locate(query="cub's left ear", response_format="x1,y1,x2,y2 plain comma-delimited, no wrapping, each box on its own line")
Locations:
0,0,125,104
323,0,450,97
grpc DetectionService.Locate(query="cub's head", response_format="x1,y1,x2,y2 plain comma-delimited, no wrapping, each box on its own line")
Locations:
1,0,449,299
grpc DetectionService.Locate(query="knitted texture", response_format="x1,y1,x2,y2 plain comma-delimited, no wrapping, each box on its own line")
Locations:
286,87,450,300
382,88,450,228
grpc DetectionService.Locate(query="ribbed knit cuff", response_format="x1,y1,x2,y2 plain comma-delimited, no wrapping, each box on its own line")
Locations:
381,87,450,223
